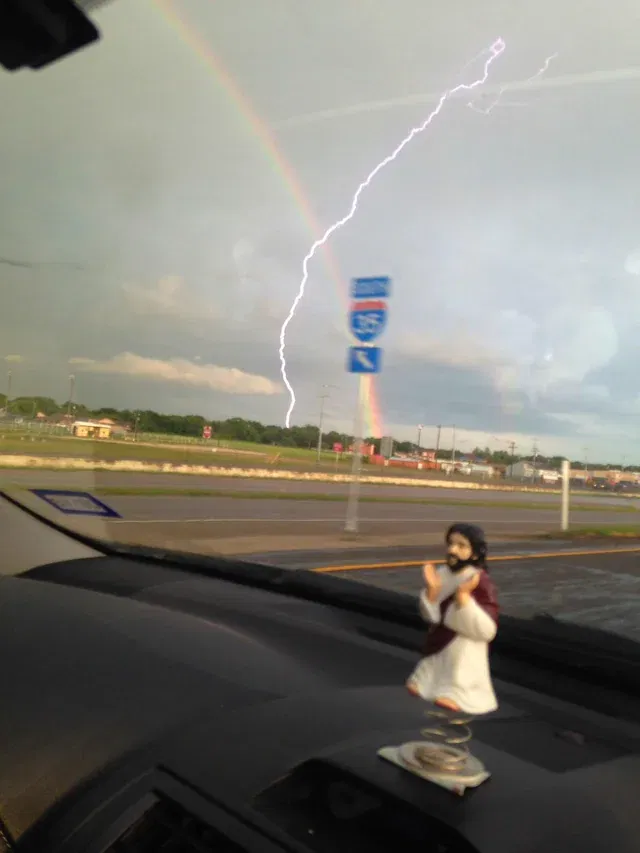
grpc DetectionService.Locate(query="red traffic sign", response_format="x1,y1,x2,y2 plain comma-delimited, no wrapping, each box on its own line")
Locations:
333,442,343,453
202,425,212,439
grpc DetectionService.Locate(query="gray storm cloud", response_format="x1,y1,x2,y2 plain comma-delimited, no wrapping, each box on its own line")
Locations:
2,0,639,457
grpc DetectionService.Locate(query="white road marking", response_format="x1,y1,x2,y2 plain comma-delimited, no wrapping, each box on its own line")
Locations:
109,516,560,525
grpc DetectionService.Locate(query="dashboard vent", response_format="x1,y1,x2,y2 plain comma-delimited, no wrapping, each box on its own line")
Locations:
105,796,245,852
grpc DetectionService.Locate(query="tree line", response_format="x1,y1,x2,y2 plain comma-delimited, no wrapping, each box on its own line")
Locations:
0,393,630,470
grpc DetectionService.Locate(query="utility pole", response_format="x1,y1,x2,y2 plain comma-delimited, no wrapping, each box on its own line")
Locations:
416,423,423,456
5,369,12,413
316,384,335,463
532,438,539,480
67,374,76,420
508,440,516,477
435,424,441,458
451,424,457,465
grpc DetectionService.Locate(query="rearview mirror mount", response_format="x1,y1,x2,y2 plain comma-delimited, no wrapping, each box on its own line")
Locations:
0,0,101,72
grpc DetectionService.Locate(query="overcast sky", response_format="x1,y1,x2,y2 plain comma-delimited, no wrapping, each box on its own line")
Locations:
2,0,640,462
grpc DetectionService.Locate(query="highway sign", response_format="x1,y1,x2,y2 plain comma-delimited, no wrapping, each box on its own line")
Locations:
351,276,391,300
30,489,122,518
349,298,388,343
347,346,382,374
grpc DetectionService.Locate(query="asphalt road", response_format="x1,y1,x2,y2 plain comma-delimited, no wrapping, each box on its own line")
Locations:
5,471,639,554
1,468,637,506
90,494,635,538
284,548,640,643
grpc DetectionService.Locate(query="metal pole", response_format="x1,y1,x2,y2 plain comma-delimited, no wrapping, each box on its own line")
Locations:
451,424,457,464
561,459,570,531
435,424,441,457
417,423,422,455
344,376,364,534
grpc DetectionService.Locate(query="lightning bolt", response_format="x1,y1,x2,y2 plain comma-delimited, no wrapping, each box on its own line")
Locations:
467,53,558,113
278,38,506,428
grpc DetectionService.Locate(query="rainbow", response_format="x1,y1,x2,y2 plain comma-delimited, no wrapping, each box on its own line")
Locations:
151,0,384,437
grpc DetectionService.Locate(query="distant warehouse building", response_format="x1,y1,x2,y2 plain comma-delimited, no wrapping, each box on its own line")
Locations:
71,420,113,439
508,461,560,483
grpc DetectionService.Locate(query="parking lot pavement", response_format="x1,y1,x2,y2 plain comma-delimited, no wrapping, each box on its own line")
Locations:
314,550,640,643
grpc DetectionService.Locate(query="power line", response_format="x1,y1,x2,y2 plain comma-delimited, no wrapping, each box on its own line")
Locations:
0,256,86,269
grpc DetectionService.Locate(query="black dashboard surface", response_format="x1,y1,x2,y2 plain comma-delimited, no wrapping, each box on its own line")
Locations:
2,553,640,852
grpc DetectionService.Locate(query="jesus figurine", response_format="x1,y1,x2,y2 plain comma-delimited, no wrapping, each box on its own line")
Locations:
406,522,499,716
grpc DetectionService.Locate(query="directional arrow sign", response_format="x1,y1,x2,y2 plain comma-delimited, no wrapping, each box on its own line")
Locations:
347,346,382,374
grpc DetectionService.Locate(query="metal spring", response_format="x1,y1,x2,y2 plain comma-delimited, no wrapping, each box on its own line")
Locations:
414,706,474,774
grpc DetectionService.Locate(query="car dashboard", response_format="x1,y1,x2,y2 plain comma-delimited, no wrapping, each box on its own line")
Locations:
0,542,639,853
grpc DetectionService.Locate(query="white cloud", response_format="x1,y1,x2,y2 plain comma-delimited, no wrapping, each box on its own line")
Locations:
624,249,640,276
69,353,283,396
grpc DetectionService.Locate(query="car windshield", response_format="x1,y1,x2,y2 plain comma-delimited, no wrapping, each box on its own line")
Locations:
2,1,640,644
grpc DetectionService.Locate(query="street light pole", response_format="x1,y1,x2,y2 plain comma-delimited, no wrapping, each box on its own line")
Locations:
416,423,423,456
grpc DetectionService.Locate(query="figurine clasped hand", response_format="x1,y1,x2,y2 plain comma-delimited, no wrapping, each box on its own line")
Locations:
455,571,481,607
423,562,442,603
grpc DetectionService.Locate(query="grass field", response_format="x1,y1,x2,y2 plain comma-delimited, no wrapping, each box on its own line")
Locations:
0,431,501,484
0,432,349,469
540,526,640,539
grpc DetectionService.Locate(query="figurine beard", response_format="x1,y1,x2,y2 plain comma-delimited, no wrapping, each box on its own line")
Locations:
446,553,479,573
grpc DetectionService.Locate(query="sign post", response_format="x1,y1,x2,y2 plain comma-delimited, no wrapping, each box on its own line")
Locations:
560,459,570,531
345,276,390,534
344,384,365,533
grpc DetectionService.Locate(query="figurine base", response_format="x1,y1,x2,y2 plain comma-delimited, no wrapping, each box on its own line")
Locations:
378,741,491,796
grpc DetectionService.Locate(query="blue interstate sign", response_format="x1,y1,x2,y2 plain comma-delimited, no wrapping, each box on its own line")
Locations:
351,276,391,300
349,298,388,343
347,346,382,374
29,489,122,518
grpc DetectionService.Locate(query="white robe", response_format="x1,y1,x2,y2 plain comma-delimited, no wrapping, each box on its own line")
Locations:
408,575,498,716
